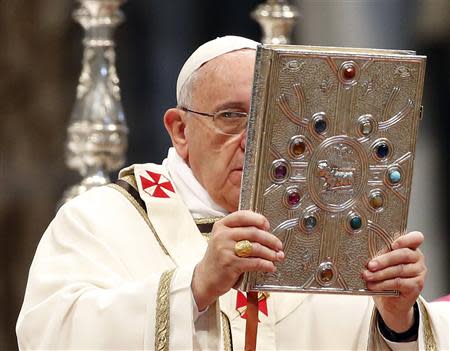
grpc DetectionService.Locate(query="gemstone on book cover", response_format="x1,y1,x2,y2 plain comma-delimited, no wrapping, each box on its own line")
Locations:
387,167,402,184
356,114,376,137
343,65,356,80
372,139,393,161
316,261,336,286
304,215,317,230
284,187,301,207
376,142,389,159
349,215,362,230
314,119,326,134
289,136,306,157
311,112,327,135
369,191,384,209
269,159,290,184
340,61,358,84
360,120,373,135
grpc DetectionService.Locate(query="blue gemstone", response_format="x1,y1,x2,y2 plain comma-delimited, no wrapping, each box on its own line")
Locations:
350,216,362,230
314,119,327,134
389,169,401,183
376,143,389,158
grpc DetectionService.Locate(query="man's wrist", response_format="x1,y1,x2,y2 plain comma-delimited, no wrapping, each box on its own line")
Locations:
191,263,215,311
378,302,419,342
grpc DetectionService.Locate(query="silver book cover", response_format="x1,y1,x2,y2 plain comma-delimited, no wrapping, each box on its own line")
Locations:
239,44,426,295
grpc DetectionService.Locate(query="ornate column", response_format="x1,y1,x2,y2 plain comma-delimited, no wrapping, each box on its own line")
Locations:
251,0,299,45
61,0,128,204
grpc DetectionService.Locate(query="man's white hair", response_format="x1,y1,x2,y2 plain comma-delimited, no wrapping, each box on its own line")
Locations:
176,35,259,106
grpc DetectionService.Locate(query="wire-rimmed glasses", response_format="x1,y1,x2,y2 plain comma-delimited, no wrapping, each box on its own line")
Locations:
179,106,248,135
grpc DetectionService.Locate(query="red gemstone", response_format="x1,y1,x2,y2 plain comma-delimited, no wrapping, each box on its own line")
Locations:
287,191,300,206
343,65,356,80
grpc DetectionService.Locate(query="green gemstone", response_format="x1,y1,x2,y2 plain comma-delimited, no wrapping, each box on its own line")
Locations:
350,216,362,230
304,216,317,230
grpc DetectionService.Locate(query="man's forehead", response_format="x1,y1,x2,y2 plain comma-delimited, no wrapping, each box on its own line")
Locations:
197,50,256,77
191,51,255,109
176,36,259,103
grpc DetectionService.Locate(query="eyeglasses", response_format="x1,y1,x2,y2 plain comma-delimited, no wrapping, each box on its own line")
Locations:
179,106,248,135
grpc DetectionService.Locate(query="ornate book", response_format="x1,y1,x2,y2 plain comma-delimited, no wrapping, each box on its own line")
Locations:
239,45,426,295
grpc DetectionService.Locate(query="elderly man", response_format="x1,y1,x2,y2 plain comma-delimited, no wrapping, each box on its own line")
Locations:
17,36,448,350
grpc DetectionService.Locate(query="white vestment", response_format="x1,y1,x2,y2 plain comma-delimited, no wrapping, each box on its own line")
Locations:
16,158,449,350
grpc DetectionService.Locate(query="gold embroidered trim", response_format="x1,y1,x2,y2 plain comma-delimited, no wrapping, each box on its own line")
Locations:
418,299,437,351
195,217,223,240
108,184,172,259
155,269,175,351
221,311,233,351
121,174,138,189
194,216,224,225
119,167,135,179
201,232,212,241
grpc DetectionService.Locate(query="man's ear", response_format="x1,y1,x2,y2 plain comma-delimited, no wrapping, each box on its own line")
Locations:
163,108,189,161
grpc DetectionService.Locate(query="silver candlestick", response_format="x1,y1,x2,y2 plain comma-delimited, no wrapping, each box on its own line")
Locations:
61,0,128,205
251,0,299,45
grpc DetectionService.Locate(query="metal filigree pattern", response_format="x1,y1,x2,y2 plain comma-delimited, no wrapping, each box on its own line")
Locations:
240,45,426,295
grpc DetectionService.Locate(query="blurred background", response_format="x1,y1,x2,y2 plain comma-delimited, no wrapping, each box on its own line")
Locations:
1,0,449,349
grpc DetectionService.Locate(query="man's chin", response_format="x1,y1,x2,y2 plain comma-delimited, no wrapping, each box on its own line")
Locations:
217,189,240,213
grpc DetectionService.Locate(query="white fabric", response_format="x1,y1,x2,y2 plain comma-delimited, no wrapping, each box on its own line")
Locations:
16,163,449,350
16,186,198,350
163,147,228,218
176,35,259,102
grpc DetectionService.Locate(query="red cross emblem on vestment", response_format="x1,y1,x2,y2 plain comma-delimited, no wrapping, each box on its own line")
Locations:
235,291,269,321
140,171,175,198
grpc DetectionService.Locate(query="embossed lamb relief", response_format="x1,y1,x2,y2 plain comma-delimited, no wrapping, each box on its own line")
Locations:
240,45,426,295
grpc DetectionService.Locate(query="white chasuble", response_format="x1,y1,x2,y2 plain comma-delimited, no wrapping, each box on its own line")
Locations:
17,162,447,350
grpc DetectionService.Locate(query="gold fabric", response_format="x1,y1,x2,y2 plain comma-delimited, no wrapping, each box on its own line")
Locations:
121,174,138,189
194,217,222,240
221,311,233,351
155,269,175,351
419,299,438,351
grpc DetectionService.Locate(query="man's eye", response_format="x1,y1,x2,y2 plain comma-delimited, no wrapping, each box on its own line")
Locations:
220,111,235,118
219,111,243,119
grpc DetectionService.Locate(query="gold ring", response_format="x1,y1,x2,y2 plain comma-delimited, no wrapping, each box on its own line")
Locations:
234,240,253,258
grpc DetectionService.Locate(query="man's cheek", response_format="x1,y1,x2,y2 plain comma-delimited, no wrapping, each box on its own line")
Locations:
228,169,243,187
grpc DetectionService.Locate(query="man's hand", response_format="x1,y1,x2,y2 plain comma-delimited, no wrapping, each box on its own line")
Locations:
362,231,426,333
191,210,284,311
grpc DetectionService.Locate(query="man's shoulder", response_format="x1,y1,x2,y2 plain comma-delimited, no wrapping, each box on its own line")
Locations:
58,185,140,226
118,162,166,180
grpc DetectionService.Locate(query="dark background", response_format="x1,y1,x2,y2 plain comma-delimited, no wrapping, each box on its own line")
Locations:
1,0,449,349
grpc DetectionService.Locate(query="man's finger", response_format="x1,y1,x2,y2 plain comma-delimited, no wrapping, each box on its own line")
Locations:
363,262,422,282
219,210,270,230
368,248,420,272
391,231,424,251
233,241,284,262
239,257,278,273
230,227,282,251
366,276,424,294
